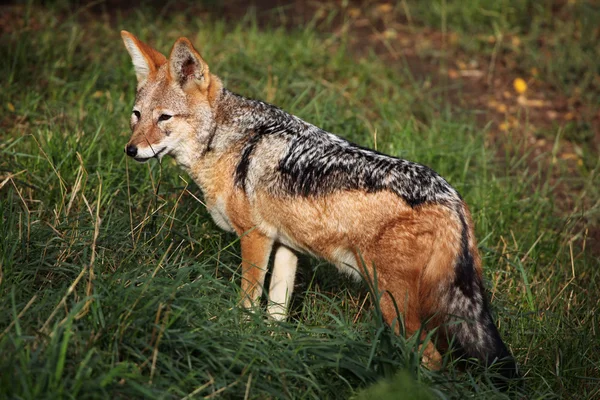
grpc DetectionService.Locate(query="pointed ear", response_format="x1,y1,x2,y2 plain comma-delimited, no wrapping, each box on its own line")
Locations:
121,30,167,83
168,37,210,90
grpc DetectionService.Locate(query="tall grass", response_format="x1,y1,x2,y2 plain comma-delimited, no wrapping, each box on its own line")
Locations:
0,2,599,398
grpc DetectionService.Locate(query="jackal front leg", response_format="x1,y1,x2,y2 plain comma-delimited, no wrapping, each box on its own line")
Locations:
240,231,274,310
268,245,298,321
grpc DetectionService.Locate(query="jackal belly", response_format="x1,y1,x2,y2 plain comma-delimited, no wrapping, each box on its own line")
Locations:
255,214,363,279
253,189,443,278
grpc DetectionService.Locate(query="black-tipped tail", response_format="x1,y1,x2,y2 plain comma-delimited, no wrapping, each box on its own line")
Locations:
444,210,520,386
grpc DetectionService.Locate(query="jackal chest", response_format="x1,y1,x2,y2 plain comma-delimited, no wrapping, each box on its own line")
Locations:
190,155,239,233
206,196,235,232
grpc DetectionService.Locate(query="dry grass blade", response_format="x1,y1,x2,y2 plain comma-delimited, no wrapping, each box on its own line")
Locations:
0,294,38,339
76,173,102,320
41,267,88,335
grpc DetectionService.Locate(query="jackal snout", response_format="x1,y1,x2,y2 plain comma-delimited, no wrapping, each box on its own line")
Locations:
124,144,137,158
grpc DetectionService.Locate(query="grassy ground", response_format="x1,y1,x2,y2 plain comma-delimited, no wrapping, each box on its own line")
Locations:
1,1,599,399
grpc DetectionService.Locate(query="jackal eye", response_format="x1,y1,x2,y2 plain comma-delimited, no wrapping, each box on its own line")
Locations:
158,114,172,122
132,110,141,119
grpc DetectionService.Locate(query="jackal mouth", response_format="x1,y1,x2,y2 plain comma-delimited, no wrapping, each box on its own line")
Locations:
134,147,166,162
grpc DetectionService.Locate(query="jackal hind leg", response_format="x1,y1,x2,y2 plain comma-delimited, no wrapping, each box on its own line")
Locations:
377,284,443,370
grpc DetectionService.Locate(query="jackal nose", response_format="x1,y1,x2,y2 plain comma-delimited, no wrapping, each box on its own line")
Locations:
125,144,137,157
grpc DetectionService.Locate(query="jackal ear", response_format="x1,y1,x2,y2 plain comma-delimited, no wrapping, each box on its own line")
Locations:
168,37,210,90
121,30,167,83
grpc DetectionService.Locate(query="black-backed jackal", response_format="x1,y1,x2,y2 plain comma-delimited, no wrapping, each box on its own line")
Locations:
120,31,518,381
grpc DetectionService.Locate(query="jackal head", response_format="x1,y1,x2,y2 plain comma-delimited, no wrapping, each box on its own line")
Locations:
121,31,221,166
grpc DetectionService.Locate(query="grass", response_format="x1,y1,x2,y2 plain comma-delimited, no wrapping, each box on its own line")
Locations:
1,1,599,398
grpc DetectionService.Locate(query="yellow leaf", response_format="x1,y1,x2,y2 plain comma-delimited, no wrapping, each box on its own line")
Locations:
513,78,527,94
92,90,104,98
499,122,509,131
7,102,15,112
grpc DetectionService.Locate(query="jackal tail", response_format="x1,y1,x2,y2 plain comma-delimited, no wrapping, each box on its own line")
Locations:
442,206,519,381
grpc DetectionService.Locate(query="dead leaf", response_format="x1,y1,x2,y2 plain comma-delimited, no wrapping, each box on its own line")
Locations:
517,95,549,108
560,153,579,161
448,32,459,45
375,3,393,15
460,70,484,78
348,7,361,18
383,29,397,39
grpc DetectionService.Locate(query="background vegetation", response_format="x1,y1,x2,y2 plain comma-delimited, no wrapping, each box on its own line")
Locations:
1,0,598,398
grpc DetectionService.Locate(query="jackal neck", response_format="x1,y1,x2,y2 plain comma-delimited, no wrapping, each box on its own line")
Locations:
213,89,306,141
183,88,297,190
187,88,303,167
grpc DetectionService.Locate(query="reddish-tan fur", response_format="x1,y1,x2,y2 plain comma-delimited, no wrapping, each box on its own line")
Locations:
189,166,461,362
